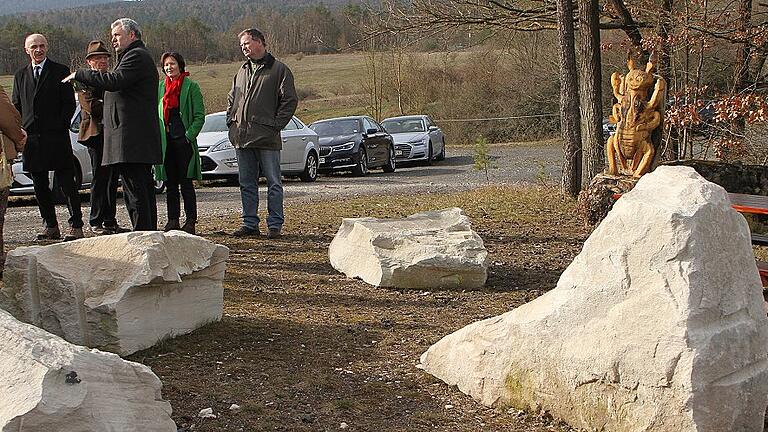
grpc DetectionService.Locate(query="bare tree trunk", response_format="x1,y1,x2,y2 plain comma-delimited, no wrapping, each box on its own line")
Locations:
363,38,385,121
728,0,752,158
732,0,753,93
577,0,604,184
607,0,648,59
749,50,767,87
658,0,675,160
391,44,405,115
558,0,582,196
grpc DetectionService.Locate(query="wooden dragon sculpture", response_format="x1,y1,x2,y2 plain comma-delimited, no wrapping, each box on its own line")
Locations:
606,56,666,178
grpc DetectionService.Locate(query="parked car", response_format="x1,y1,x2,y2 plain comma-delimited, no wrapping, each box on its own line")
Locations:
381,115,445,164
11,105,165,198
11,106,94,199
602,119,617,141
197,112,320,182
309,116,395,176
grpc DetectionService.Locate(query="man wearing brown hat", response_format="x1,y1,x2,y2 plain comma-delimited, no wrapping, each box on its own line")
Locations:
66,19,161,231
76,40,125,235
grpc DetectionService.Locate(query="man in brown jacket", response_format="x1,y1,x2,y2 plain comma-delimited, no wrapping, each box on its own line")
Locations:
226,28,297,238
0,84,27,270
76,40,124,235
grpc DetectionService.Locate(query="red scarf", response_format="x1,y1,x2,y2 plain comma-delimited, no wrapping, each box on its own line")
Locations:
162,71,190,126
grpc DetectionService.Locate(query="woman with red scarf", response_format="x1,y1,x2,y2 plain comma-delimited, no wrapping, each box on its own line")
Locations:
156,52,204,234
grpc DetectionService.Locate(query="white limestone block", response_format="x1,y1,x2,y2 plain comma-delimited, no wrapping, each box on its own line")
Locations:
420,166,768,431
329,207,487,289
0,231,228,355
0,308,176,431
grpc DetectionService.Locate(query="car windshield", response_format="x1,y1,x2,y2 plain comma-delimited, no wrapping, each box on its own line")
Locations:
382,118,426,133
310,119,359,136
201,114,228,133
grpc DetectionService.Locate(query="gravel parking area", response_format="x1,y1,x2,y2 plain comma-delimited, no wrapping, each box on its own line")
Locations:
5,143,561,246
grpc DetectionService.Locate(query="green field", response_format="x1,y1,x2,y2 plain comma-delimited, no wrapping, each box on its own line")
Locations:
188,52,370,123
0,52,373,125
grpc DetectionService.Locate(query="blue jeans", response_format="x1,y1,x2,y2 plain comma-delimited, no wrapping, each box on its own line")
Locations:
236,147,283,230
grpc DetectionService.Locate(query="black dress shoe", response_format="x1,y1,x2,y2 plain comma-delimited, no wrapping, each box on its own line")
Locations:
231,226,260,237
103,224,131,234
181,220,196,235
163,219,180,232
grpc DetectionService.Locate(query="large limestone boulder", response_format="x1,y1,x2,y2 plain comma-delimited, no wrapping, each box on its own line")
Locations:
329,207,487,289
0,231,228,356
0,308,176,431
420,166,768,431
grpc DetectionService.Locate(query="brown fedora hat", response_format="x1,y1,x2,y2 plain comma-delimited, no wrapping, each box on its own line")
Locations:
85,40,111,59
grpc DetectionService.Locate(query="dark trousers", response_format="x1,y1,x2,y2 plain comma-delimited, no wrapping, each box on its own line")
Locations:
164,135,197,221
31,168,83,229
114,163,157,231
87,140,119,228
0,187,8,270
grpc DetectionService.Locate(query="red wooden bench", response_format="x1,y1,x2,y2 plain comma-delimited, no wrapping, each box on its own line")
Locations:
729,193,768,286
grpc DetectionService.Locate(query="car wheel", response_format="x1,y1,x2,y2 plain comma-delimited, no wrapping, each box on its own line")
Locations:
424,141,434,166
53,157,83,204
300,151,318,182
352,148,368,177
382,145,396,173
436,139,446,161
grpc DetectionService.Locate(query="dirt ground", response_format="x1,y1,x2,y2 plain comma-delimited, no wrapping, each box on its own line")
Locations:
119,185,589,432
7,142,767,430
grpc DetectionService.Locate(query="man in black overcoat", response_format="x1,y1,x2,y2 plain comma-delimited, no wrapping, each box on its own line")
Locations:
67,18,161,231
13,33,83,241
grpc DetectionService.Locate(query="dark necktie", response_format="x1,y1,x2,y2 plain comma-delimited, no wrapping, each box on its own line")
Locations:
33,65,41,83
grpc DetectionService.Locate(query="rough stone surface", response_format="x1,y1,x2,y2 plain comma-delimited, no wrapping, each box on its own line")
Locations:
420,166,768,431
329,207,487,289
0,231,228,355
0,308,176,431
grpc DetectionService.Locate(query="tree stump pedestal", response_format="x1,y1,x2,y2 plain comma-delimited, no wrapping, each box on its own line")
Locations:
577,173,639,226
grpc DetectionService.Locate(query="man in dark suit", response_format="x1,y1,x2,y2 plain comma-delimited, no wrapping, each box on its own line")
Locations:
68,19,161,231
13,33,82,241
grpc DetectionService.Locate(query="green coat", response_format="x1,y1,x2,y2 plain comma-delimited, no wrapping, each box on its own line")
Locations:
155,77,205,181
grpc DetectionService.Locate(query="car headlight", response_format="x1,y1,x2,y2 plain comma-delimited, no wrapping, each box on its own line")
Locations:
210,140,234,152
333,141,355,152
408,137,428,145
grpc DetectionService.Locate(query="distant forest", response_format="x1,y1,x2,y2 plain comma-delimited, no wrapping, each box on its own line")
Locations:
0,0,372,74
0,0,123,16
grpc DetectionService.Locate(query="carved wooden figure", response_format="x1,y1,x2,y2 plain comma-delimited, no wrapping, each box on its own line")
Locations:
606,56,666,178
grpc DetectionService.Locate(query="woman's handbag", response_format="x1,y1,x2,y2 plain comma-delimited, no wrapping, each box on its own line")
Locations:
0,133,14,190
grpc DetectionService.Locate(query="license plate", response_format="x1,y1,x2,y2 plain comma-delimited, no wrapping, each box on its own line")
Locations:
319,157,325,164
395,150,403,156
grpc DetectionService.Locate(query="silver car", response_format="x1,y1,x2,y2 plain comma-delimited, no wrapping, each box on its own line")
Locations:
11,105,165,198
10,106,94,197
381,115,446,164
198,112,320,182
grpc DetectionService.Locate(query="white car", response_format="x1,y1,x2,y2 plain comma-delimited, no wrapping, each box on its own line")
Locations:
381,115,446,164
11,105,165,198
10,107,94,198
198,111,320,182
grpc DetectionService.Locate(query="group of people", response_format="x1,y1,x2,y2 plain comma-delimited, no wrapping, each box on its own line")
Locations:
0,18,298,269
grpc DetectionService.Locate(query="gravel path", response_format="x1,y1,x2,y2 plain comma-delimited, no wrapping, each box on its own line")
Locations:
5,143,561,246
